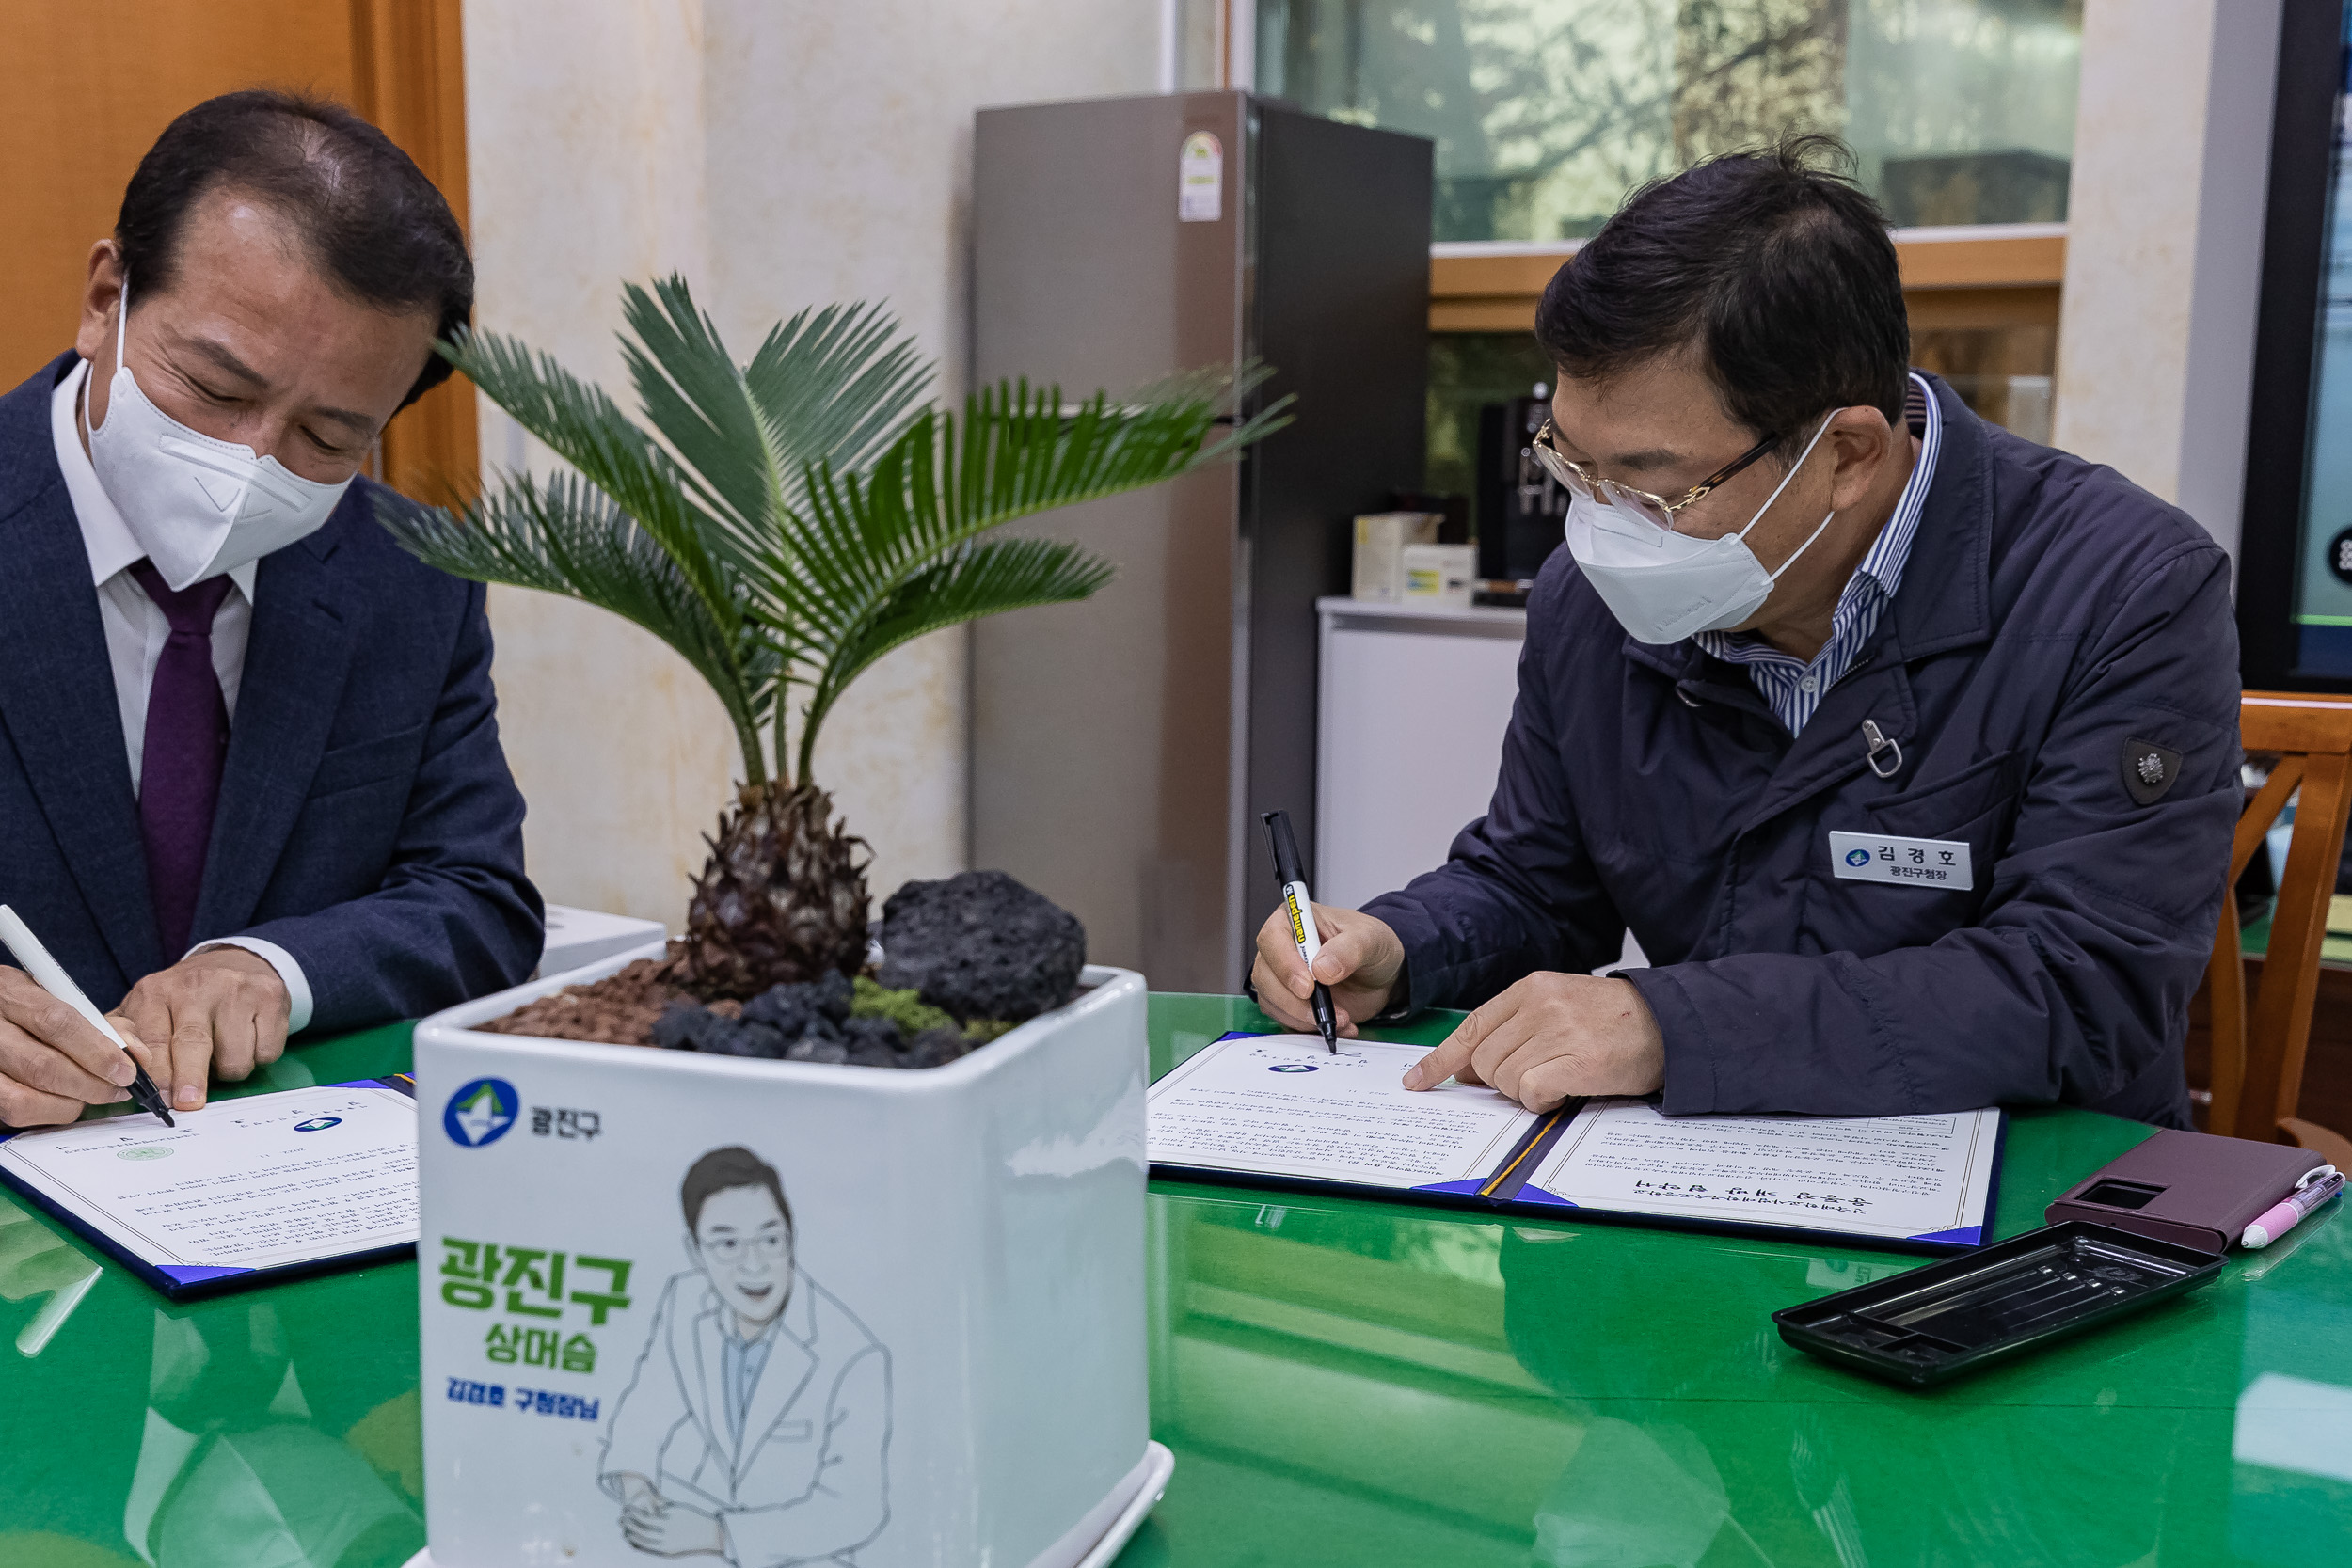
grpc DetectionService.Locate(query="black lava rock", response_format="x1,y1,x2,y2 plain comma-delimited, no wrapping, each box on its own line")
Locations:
742,986,815,1038
876,870,1084,1022
785,1035,850,1065
712,1020,787,1058
742,970,856,1035
812,970,853,1022
650,1000,707,1051
651,1002,783,1058
904,1026,969,1069
659,964,993,1069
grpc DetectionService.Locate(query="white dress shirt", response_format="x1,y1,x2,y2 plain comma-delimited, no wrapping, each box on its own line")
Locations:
51,359,314,1030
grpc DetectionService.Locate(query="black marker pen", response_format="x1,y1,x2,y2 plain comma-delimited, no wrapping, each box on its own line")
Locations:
1261,810,1338,1053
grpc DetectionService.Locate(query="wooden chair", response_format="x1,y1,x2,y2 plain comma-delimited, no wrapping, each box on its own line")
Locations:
2205,693,2352,1169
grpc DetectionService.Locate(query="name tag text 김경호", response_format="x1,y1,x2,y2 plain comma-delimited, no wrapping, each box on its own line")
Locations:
1828,830,1973,891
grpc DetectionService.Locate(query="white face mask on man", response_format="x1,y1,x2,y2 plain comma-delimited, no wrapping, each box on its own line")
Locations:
1563,413,1839,646
82,278,352,590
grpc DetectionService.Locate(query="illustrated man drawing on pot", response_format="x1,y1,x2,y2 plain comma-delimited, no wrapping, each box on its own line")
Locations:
1253,135,2238,1129
602,1146,892,1564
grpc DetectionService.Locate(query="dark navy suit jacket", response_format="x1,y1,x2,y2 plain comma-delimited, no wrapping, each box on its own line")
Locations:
0,352,543,1030
1366,374,2238,1127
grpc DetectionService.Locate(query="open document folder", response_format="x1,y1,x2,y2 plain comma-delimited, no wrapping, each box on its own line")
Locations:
1148,1034,2003,1251
0,1078,419,1297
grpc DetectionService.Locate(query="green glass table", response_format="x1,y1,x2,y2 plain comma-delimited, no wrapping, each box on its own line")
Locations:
1,996,2344,1567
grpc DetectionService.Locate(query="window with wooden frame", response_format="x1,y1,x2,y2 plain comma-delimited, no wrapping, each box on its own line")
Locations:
1430,225,2064,430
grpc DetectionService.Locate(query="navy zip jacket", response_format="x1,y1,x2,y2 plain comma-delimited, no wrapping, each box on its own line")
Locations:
0,352,543,1031
1363,374,2237,1127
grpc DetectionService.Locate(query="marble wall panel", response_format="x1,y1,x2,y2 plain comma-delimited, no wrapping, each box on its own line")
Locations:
464,0,1157,929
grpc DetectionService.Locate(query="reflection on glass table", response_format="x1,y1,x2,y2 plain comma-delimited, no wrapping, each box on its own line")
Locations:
0,1024,423,1568
0,1193,102,1356
0,1004,2344,1568
1131,993,2351,1568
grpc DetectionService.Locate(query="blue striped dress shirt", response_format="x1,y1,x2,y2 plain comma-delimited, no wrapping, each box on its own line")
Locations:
1692,373,1941,735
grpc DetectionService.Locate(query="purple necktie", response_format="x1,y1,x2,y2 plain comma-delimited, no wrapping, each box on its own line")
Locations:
130,561,233,958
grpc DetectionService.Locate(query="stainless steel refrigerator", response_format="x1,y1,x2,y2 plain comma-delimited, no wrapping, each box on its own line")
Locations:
970,91,1432,991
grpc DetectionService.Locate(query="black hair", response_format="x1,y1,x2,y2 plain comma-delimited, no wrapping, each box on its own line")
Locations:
114,88,471,409
681,1146,794,1235
1534,134,1909,460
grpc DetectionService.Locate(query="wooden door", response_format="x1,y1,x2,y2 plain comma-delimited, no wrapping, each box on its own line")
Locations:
0,0,474,500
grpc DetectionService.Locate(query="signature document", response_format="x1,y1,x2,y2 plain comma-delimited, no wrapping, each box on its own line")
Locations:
1149,1033,2002,1250
0,1082,419,1294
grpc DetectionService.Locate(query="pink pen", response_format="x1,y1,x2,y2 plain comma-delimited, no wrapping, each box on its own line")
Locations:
2242,1166,2344,1249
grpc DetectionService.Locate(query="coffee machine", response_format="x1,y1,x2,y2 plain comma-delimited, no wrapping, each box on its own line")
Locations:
1475,384,1568,598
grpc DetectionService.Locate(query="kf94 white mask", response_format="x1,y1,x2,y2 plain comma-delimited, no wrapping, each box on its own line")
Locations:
83,279,352,590
1565,413,1839,646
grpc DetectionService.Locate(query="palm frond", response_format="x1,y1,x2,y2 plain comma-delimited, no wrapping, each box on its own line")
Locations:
619,277,931,555
617,278,777,533
425,277,1285,796
1111,361,1288,465
373,479,777,780
437,328,741,636
791,536,1112,783
751,376,1290,644
739,298,932,494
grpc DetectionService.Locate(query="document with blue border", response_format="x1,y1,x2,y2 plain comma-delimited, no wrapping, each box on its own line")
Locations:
1148,1033,2003,1251
0,1079,420,1296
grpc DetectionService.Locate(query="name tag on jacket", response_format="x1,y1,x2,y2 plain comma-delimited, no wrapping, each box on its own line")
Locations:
1829,831,1974,890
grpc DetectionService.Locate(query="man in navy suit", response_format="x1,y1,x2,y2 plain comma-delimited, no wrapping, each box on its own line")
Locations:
0,90,541,1126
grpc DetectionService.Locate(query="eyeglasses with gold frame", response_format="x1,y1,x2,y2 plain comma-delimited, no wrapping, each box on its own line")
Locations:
1529,418,1783,531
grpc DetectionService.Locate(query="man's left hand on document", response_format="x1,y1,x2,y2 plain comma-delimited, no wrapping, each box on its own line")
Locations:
115,946,291,1114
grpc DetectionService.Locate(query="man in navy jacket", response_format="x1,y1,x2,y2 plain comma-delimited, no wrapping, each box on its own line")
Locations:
1252,138,2236,1128
0,91,540,1126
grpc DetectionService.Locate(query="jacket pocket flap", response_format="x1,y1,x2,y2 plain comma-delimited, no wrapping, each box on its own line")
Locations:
310,723,428,796
769,1418,814,1441
1864,749,2021,838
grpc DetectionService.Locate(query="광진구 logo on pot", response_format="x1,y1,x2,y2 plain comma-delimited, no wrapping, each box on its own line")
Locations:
444,1078,519,1148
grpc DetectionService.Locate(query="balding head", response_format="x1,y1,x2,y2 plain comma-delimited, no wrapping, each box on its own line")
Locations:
112,88,470,410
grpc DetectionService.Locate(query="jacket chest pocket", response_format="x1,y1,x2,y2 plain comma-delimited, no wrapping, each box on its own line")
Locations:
1811,750,2021,947
308,722,428,800
769,1418,813,1442
1866,749,2021,846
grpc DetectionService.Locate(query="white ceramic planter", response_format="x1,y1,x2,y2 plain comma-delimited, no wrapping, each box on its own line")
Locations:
410,942,1158,1568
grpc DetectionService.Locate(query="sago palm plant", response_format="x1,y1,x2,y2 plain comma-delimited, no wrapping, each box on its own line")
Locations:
380,277,1282,997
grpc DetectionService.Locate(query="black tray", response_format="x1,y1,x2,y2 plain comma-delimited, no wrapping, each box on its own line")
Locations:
1772,1221,2226,1386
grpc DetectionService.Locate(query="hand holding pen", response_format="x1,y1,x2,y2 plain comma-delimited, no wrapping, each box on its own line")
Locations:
1253,813,1411,1048
0,906,174,1127
1263,811,1338,1052
1249,899,1409,1044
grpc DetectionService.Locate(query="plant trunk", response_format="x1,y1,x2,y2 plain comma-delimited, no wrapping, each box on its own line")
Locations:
677,782,871,999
